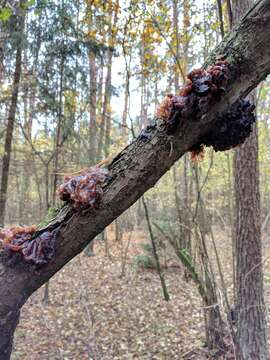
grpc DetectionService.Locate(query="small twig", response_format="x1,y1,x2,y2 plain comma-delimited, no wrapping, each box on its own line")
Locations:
142,196,170,301
54,157,112,176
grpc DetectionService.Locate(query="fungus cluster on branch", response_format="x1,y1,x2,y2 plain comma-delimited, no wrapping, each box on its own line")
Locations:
0,60,256,267
155,60,256,158
0,166,109,267
0,225,59,267
156,60,229,131
57,166,108,207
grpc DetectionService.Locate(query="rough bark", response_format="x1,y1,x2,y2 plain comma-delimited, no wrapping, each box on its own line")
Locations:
0,1,270,358
232,1,269,359
234,108,268,360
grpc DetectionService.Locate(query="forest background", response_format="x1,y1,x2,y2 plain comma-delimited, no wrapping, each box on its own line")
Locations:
0,0,270,359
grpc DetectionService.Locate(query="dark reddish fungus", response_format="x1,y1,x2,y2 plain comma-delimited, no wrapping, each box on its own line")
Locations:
155,60,256,157
155,60,229,132
0,226,37,249
58,166,108,207
0,225,59,266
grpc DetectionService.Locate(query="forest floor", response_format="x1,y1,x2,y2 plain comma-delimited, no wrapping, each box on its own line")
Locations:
12,227,270,360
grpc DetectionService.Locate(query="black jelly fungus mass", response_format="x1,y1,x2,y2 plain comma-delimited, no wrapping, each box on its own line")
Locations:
155,60,229,132
200,99,255,152
155,60,256,157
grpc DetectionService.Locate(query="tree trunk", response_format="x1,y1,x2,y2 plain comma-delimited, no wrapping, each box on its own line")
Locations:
0,24,6,87
122,58,130,137
88,6,97,164
216,0,225,38
97,49,112,160
89,50,97,163
234,99,268,360
172,0,180,90
104,48,113,158
19,8,41,223
226,153,236,302
139,34,147,131
0,308,20,360
193,165,226,353
52,56,64,206
85,9,98,256
0,2,270,357
0,261,32,360
0,4,25,227
97,1,119,159
181,0,191,253
232,1,269,359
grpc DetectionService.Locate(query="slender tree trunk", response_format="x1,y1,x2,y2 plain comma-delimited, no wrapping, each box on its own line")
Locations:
122,56,130,137
234,99,268,359
52,56,64,207
97,50,112,160
43,56,65,303
104,48,113,157
0,5,25,227
193,165,226,353
89,50,97,162
0,24,6,87
226,153,236,302
182,156,191,252
216,0,225,38
97,60,104,114
234,100,268,359
97,1,119,159
139,33,147,131
182,0,191,252
85,13,98,255
142,196,170,301
21,44,33,224
226,0,233,29
172,0,184,249
232,1,269,358
172,0,180,90
88,6,97,164
32,161,42,219
20,13,41,223
85,7,99,256
172,166,183,248
181,0,191,253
